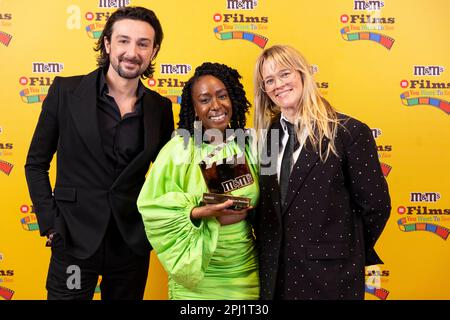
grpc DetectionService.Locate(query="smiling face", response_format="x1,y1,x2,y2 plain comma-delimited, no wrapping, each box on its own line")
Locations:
261,59,303,116
192,75,233,133
104,19,158,79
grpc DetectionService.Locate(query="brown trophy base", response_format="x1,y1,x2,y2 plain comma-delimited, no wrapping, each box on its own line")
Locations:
201,193,251,210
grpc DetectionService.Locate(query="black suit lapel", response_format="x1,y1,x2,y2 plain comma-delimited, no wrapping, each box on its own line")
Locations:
67,69,110,172
142,92,162,152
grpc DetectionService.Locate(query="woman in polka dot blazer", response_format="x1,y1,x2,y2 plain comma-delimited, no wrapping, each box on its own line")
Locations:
252,45,391,300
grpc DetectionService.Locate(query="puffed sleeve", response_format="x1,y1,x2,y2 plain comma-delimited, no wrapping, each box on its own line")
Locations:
137,137,220,289
342,118,391,265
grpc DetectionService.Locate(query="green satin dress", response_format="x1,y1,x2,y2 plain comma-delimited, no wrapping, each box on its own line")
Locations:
137,134,260,300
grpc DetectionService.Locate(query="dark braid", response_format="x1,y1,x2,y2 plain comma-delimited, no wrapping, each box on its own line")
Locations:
178,62,251,135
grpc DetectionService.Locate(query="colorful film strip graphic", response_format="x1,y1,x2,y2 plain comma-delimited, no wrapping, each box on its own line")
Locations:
400,91,450,115
21,214,39,231
397,218,449,240
380,162,392,177
86,23,105,39
166,95,182,105
365,285,389,300
0,286,14,300
0,31,13,47
340,27,394,50
20,87,49,103
214,25,268,48
95,276,102,294
0,159,13,175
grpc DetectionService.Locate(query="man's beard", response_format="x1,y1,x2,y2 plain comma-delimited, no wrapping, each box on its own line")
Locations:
112,56,146,79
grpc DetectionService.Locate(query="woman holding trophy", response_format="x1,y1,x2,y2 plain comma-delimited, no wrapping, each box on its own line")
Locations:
137,62,259,300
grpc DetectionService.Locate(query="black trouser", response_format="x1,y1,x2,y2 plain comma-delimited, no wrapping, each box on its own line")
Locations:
46,217,150,300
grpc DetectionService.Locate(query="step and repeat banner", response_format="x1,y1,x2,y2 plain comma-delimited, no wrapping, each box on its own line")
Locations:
0,0,449,300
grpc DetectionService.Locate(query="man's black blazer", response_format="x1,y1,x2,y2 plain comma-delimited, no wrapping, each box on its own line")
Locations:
255,114,391,300
25,68,174,259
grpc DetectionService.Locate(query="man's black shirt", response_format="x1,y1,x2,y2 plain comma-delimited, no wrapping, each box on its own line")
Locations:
97,69,145,179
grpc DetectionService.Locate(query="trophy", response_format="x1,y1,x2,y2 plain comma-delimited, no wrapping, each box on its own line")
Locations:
199,153,252,210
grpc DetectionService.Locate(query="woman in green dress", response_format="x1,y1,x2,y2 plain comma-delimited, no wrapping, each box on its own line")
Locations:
137,62,259,299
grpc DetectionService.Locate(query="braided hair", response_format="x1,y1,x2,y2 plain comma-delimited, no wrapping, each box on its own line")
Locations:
178,62,251,135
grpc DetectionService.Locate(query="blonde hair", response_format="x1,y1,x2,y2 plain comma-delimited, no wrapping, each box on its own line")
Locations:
253,45,339,161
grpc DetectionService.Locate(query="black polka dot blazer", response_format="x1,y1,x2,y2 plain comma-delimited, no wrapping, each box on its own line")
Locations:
254,113,391,300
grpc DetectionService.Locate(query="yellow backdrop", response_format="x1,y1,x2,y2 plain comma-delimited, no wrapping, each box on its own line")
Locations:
0,0,449,300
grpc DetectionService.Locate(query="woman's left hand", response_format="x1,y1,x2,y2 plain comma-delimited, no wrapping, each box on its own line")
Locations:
216,206,253,226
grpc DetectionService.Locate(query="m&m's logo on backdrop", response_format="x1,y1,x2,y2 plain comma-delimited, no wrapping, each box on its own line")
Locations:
213,0,269,48
340,0,395,50
19,62,63,104
400,65,450,115
147,63,192,107
397,192,450,240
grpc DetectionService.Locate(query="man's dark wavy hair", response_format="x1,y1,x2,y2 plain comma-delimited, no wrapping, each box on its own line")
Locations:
178,62,251,135
94,6,163,79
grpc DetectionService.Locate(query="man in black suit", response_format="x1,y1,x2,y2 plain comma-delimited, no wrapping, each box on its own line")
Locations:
24,6,174,300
